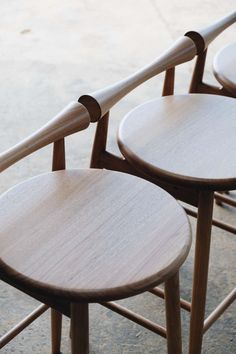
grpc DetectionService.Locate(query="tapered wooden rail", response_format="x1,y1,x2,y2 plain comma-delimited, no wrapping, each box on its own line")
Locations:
79,36,197,121
79,11,236,122
185,11,236,53
0,101,90,173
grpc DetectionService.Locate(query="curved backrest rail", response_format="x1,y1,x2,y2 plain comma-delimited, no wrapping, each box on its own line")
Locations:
79,36,197,122
0,101,90,173
185,11,236,53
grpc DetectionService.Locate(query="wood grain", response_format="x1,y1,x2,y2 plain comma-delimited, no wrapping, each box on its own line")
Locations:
118,94,236,190
0,102,90,173
213,42,236,96
0,169,191,303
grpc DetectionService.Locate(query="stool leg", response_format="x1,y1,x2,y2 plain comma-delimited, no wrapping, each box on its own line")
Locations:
51,309,62,354
71,303,89,354
165,272,182,354
189,191,214,354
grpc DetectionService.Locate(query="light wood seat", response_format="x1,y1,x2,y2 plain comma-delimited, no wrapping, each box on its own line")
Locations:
0,82,191,352
189,39,236,207
118,94,236,191
212,42,236,207
213,42,236,96
0,169,190,304
213,43,236,97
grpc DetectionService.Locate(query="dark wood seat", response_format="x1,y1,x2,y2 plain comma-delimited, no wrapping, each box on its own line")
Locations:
0,169,190,303
213,42,236,97
118,94,236,191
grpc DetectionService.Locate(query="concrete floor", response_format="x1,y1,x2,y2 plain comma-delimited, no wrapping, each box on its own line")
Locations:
0,0,236,353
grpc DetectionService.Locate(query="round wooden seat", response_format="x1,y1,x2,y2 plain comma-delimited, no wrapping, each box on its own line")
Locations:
213,42,236,96
118,94,236,191
0,169,190,303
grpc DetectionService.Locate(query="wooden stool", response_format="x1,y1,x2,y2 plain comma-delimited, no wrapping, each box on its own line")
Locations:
0,104,191,353
0,171,191,353
1,11,235,354
77,12,236,354
118,94,236,354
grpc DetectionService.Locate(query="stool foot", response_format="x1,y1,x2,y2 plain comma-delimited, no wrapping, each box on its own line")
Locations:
71,303,89,354
165,272,182,354
51,309,62,354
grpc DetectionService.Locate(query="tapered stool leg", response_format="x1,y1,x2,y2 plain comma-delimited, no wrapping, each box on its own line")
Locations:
71,303,89,354
165,272,182,354
189,191,214,354
51,309,62,354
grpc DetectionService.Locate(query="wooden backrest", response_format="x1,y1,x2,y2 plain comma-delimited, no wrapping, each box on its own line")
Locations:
0,102,90,173
188,11,236,94
1,12,235,173
79,12,236,122
185,11,236,54
79,36,196,121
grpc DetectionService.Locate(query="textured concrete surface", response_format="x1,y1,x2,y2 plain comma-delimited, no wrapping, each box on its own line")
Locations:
0,0,236,353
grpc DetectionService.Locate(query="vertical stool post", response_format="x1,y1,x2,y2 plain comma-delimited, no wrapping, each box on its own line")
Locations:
71,303,89,354
165,272,182,354
189,191,214,354
51,309,62,354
